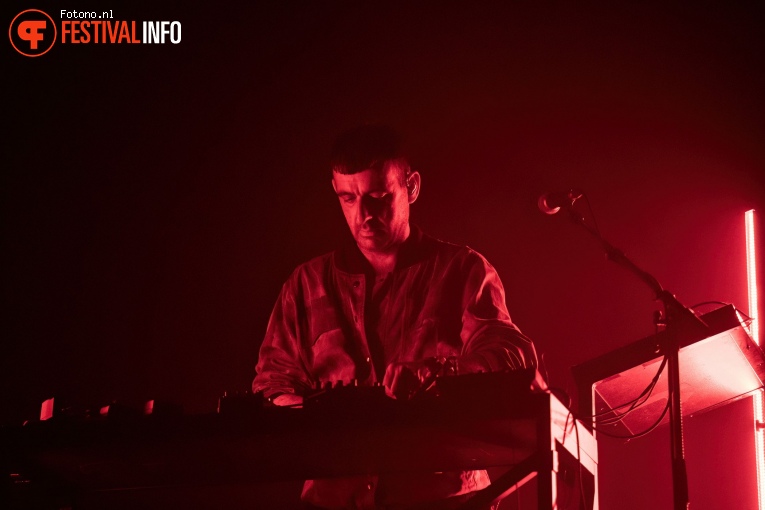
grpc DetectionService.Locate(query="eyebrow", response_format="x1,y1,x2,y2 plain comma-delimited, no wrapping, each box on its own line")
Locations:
335,189,388,197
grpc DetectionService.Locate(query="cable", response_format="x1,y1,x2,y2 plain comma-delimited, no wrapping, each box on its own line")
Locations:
595,355,668,426
690,300,731,310
573,410,587,510
591,397,670,440
689,301,753,325
548,386,572,410
557,411,574,510
578,354,667,424
544,390,587,509
547,361,670,441
581,192,601,237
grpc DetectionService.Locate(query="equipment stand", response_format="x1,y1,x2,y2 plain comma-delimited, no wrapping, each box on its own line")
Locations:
564,208,709,510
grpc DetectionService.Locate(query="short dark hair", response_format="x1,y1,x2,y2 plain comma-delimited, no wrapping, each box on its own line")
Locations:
330,124,411,182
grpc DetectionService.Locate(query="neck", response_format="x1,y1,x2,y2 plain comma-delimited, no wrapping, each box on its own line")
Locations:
359,249,397,276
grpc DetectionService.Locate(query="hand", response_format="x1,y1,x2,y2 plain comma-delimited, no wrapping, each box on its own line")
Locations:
272,393,303,407
382,359,441,400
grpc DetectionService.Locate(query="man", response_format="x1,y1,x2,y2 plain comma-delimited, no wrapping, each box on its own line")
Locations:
253,125,537,509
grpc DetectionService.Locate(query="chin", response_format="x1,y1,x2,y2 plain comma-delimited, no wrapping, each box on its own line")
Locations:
356,235,388,251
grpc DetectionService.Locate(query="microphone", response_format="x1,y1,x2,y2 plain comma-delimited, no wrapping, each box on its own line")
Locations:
537,189,583,215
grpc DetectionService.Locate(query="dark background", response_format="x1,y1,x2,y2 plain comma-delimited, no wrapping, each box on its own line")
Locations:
4,2,765,509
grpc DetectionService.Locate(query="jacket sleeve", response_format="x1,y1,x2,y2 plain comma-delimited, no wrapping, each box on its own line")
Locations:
252,273,313,398
456,251,538,374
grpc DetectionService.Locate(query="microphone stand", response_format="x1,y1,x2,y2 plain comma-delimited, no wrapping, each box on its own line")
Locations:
563,206,709,510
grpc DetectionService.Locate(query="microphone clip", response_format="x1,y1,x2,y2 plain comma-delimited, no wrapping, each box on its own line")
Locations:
538,189,583,215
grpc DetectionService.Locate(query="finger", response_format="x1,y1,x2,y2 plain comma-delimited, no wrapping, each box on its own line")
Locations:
382,363,397,391
383,365,403,399
391,367,419,400
273,394,303,407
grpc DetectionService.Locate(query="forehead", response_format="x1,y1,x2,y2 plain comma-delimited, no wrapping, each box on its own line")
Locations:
332,164,403,193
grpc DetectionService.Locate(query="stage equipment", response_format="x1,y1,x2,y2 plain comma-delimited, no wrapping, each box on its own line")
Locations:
542,191,765,510
2,372,597,510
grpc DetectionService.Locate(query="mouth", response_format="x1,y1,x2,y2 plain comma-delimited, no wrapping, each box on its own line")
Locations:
360,223,385,236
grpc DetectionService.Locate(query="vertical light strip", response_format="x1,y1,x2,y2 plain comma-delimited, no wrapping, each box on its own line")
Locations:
746,209,764,510
754,390,765,510
746,209,759,345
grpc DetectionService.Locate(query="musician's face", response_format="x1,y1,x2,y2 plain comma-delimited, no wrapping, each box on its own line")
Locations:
332,163,419,254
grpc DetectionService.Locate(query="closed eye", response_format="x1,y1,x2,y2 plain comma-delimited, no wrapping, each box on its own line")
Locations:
337,193,356,204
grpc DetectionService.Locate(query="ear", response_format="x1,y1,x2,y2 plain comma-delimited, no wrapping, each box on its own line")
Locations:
331,176,337,193
406,171,421,204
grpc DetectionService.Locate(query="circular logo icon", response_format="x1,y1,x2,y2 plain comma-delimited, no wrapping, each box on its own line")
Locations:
9,9,57,57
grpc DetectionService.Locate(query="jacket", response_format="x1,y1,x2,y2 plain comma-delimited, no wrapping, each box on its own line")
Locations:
253,226,537,509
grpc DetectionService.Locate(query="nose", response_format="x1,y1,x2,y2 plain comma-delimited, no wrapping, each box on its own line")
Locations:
359,195,382,220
